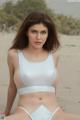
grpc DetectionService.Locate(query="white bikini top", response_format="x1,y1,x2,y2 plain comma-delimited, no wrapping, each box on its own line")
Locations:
14,50,57,95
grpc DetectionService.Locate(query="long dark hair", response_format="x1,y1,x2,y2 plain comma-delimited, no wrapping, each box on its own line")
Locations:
10,11,60,52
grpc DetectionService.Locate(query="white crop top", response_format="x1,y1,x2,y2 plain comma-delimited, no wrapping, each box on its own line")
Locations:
14,50,57,95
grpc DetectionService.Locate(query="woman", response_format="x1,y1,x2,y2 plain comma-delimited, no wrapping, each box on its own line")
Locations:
4,11,80,120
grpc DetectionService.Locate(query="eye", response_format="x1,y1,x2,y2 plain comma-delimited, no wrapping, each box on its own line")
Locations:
41,30,48,34
31,30,37,33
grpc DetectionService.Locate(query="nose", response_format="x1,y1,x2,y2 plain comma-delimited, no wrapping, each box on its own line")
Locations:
36,32,41,39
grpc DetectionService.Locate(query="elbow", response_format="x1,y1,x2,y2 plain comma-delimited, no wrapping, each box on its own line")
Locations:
8,84,17,94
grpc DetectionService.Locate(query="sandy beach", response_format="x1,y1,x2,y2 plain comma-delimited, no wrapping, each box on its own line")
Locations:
0,31,80,114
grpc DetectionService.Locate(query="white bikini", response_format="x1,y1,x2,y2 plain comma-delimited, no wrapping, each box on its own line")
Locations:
5,50,60,120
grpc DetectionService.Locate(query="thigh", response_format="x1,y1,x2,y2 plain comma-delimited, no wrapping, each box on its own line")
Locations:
64,113,80,120
4,108,31,120
53,108,80,120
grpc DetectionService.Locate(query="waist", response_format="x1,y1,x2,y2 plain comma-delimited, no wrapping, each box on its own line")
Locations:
17,85,55,95
18,91,58,109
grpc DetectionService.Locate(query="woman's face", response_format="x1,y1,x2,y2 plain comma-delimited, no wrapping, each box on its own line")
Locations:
27,23,48,49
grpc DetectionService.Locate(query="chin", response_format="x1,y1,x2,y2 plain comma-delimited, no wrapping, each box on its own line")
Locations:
33,45,43,49
32,43,43,48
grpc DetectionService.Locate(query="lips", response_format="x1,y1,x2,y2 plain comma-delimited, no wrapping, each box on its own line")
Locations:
35,42,42,44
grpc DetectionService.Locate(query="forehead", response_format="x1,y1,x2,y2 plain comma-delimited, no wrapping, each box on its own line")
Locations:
29,23,48,30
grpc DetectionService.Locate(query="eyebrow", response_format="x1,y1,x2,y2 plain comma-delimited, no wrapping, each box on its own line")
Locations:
31,29,48,32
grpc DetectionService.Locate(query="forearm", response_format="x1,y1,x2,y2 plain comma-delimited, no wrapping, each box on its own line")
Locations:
5,86,17,116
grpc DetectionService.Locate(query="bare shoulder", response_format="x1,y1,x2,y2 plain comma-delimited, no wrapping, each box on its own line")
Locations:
7,49,18,64
51,49,60,67
52,49,60,60
8,49,18,58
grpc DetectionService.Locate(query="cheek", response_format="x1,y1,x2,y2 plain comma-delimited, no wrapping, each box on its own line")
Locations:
28,34,35,42
43,34,48,42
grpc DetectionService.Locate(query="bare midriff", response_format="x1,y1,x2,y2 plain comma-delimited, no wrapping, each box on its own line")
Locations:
18,92,59,113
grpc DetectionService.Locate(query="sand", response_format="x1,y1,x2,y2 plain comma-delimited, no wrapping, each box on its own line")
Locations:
0,31,80,114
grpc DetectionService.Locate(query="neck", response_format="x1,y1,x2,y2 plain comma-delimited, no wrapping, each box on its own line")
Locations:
26,47,45,56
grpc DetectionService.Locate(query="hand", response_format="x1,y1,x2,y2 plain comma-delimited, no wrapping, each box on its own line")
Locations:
0,111,5,119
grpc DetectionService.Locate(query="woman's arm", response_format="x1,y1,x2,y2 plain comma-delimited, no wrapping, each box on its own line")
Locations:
5,50,17,116
52,50,61,93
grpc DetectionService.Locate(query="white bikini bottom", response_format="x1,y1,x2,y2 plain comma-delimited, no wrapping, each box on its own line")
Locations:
18,105,60,120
